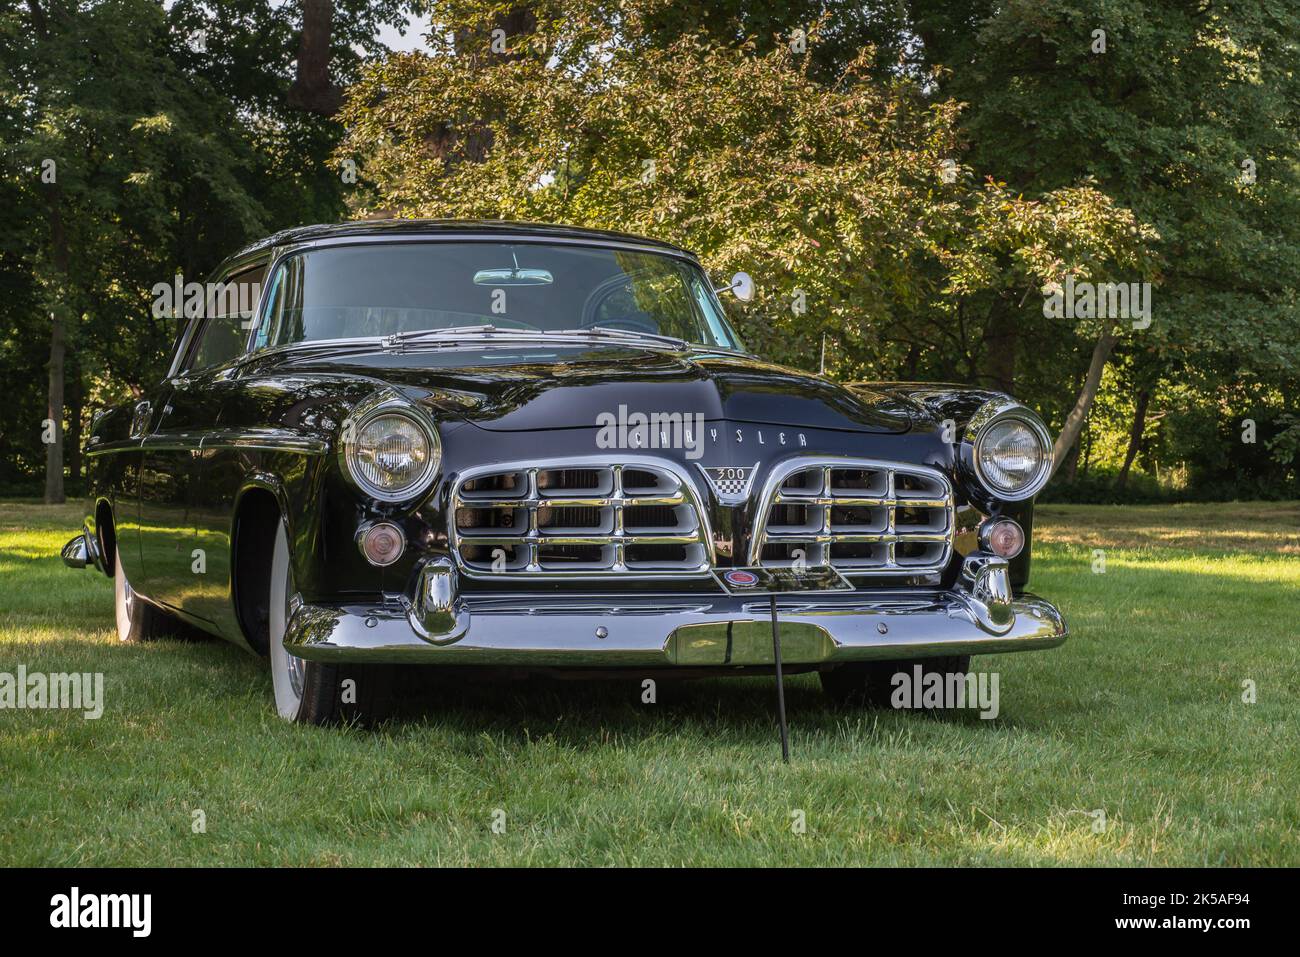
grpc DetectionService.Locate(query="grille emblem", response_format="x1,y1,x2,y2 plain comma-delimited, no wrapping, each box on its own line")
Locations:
700,463,759,502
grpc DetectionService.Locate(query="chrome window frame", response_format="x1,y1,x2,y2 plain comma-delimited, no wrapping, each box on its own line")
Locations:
165,253,271,381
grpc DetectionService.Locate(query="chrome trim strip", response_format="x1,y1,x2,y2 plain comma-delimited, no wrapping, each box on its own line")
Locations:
275,234,702,263
89,430,327,457
85,438,144,457
202,437,327,454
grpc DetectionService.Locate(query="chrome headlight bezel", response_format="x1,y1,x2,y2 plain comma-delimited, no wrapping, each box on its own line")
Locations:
960,399,1053,504
338,392,442,504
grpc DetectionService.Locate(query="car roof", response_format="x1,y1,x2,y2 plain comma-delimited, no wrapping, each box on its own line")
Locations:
226,219,693,265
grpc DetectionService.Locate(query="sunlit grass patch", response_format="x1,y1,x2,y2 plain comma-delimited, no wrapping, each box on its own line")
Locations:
1,500,1297,866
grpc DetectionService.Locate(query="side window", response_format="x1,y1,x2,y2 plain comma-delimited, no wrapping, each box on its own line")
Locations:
186,264,266,373
253,256,304,351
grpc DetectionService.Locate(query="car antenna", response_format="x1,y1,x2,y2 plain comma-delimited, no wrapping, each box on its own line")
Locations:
770,592,791,763
720,565,848,763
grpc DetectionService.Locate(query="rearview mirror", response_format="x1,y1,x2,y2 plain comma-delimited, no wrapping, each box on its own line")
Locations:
717,271,754,302
473,267,553,286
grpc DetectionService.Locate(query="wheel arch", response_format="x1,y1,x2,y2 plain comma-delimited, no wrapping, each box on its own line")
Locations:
230,479,290,656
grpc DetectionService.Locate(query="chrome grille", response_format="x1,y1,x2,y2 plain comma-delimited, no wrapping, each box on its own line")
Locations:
451,460,713,578
750,459,954,575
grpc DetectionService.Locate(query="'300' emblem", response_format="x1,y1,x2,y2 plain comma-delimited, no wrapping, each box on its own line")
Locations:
700,464,758,502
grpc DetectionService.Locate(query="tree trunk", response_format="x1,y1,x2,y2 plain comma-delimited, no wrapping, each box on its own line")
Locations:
425,7,538,163
1050,322,1121,478
44,187,71,505
287,0,343,116
45,313,65,503
1115,388,1151,490
1060,440,1080,482
67,363,82,484
1080,417,1092,476
980,295,1017,393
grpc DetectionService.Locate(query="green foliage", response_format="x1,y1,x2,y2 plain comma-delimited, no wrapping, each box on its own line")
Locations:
340,20,1156,378
912,0,1300,494
0,0,413,490
2,0,1295,501
1,0,267,479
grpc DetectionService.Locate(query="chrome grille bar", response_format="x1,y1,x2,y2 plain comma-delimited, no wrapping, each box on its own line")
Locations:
451,458,714,578
749,458,955,575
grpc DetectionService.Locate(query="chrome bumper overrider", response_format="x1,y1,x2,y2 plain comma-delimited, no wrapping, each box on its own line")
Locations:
282,554,1067,666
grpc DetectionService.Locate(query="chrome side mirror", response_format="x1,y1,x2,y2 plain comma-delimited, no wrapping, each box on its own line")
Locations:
61,533,91,569
716,271,755,303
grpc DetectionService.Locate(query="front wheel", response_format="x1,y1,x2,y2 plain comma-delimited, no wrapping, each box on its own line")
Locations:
267,521,394,725
820,656,972,709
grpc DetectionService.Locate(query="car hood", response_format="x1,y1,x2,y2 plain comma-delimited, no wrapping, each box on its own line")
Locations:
278,343,915,434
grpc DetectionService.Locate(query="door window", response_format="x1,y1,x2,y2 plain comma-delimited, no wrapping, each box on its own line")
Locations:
185,264,266,372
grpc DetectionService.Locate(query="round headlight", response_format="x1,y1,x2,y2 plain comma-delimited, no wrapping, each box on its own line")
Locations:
976,417,1050,497
346,412,440,500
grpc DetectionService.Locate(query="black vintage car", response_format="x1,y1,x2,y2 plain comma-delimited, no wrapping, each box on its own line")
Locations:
61,220,1066,724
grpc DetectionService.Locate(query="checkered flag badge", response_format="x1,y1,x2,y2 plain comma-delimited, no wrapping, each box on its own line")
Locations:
702,465,756,500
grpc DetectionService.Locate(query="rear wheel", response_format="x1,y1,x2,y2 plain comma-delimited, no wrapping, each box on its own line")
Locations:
820,656,971,709
267,521,394,725
114,543,188,642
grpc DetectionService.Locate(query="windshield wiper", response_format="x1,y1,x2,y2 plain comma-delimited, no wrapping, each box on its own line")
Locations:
381,325,500,351
546,326,688,350
380,324,690,353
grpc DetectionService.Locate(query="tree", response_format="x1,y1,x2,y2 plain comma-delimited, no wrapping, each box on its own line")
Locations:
339,14,1156,416
3,0,270,501
0,0,416,497
903,0,1300,473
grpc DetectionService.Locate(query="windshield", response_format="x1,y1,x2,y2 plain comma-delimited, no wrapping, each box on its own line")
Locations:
252,241,744,351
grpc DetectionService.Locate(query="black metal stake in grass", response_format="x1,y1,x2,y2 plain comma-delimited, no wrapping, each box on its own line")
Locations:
770,592,790,763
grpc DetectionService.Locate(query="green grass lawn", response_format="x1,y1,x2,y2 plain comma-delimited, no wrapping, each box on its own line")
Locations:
2,499,1297,866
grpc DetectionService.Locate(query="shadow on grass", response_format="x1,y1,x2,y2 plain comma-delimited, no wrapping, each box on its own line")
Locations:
361,667,1014,748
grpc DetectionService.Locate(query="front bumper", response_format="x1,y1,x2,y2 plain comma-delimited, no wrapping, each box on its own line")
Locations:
282,554,1067,667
